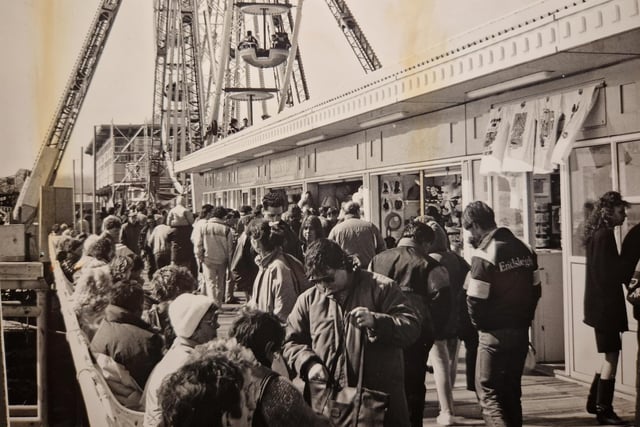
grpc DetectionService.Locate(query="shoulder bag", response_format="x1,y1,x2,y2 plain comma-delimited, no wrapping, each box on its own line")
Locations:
308,327,389,427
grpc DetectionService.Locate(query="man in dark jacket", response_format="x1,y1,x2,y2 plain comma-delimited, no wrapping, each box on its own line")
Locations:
284,239,420,427
462,201,541,427
120,210,144,255
622,222,640,426
369,221,451,427
90,278,164,409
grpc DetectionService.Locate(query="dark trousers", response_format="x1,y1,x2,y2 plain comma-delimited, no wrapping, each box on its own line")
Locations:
154,251,171,270
460,329,479,391
170,225,197,279
476,328,529,427
404,338,434,427
636,328,640,427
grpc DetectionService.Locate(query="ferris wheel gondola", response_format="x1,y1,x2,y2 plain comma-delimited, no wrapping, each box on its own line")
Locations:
235,2,293,68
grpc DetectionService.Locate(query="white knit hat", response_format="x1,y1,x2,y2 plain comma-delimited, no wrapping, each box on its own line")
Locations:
169,293,214,338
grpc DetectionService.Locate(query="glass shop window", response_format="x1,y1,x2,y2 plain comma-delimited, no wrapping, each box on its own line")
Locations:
379,173,421,249
569,144,612,257
491,174,524,240
618,140,640,239
532,172,561,250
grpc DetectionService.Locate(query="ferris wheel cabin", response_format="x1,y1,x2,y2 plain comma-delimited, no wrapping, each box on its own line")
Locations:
236,2,293,68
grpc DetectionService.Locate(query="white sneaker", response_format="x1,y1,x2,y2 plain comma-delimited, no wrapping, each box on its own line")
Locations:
436,411,463,426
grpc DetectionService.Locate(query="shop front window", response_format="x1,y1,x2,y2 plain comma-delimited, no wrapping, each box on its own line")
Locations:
569,145,612,256
377,168,465,252
379,173,420,248
318,180,363,211
471,159,489,202
491,175,524,239
618,140,640,239
618,140,640,198
532,172,561,250
424,171,463,252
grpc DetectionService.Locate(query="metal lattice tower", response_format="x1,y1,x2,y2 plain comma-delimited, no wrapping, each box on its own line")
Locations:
324,0,381,72
13,0,124,223
152,0,208,194
151,0,380,192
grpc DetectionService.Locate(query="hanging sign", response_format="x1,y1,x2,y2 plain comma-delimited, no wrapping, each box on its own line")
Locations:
478,83,601,174
550,83,600,165
533,94,563,174
501,101,537,173
479,105,511,176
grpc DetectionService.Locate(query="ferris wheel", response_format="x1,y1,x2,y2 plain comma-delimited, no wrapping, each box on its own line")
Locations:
151,0,381,195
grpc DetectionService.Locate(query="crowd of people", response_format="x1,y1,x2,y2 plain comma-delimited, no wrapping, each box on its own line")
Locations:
48,188,640,427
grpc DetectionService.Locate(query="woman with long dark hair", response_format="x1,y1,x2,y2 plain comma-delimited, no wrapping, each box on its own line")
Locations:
299,215,324,254
582,191,629,425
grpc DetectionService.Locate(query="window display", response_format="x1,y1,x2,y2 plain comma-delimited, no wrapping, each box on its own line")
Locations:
378,169,464,253
379,173,420,247
424,174,463,252
318,180,363,211
532,173,561,249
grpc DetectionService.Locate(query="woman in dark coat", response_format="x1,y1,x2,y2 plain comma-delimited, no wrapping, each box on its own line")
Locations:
582,191,629,425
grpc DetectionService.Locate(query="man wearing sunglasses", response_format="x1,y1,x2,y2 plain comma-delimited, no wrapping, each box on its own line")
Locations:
283,238,420,427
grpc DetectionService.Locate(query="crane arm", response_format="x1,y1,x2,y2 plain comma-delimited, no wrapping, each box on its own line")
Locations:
13,0,124,224
323,0,381,73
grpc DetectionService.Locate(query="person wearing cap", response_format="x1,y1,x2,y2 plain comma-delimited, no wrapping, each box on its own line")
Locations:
582,191,629,425
142,293,220,426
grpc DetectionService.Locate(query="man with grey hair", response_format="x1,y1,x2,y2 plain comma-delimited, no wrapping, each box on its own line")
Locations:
328,201,385,267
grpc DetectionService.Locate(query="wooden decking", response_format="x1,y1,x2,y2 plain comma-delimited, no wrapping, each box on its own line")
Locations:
217,294,637,427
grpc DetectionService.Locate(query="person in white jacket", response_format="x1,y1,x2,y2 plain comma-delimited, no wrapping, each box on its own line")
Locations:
193,206,234,304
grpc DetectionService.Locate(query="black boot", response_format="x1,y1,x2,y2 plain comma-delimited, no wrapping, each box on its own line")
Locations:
596,378,626,425
587,373,600,414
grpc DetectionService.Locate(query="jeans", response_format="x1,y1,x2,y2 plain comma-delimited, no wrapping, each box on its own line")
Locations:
202,262,227,304
476,328,529,427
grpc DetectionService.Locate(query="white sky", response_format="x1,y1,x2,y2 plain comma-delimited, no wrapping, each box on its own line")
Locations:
0,0,536,185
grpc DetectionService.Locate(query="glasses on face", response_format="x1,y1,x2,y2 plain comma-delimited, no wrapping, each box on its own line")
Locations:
204,314,219,328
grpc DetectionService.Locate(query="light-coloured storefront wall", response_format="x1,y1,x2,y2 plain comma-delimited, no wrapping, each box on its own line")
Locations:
198,58,640,393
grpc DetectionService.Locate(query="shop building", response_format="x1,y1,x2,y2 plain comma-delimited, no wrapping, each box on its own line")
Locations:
177,0,640,394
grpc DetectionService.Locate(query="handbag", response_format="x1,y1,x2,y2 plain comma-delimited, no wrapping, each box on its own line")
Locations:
308,328,389,427
523,342,537,374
